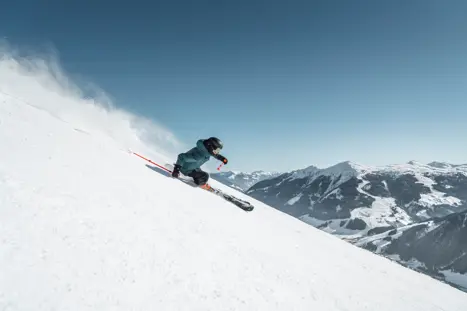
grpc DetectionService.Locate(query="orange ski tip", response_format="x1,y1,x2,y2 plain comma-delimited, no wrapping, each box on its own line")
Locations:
200,184,212,190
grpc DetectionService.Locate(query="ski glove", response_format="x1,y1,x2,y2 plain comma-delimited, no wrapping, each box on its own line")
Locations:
216,155,228,165
172,164,181,178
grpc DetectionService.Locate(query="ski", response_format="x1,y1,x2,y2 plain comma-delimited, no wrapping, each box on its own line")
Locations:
202,185,254,212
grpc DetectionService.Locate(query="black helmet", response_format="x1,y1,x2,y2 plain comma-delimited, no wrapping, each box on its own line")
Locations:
204,137,223,155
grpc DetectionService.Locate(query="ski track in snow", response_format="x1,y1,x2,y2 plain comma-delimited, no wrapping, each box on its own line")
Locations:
1,69,467,310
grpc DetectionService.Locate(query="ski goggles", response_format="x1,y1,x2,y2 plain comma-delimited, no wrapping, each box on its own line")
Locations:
212,147,222,155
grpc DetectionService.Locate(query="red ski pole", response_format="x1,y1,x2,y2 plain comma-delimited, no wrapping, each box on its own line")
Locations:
131,151,172,173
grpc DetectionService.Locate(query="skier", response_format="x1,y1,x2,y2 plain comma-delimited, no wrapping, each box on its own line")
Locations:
171,137,228,189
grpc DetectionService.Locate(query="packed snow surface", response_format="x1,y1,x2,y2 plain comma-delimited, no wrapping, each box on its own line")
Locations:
1,52,467,310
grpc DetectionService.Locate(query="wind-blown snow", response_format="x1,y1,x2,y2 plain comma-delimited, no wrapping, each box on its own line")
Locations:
1,47,467,310
0,42,183,159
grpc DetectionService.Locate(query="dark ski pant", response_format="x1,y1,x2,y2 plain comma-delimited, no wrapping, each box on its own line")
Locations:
187,169,209,185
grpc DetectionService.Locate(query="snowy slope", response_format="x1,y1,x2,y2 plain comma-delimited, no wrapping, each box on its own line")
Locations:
1,51,467,310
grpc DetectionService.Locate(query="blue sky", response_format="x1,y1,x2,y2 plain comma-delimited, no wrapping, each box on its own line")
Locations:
2,0,467,172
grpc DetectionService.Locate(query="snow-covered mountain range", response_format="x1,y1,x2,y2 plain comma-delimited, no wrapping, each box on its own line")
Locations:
212,160,467,290
246,160,467,236
211,170,282,191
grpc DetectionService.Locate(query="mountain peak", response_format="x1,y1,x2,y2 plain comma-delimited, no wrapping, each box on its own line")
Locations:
285,161,371,186
329,160,369,171
318,161,371,177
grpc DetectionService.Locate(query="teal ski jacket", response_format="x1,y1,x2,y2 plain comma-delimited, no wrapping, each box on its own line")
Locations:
176,139,216,175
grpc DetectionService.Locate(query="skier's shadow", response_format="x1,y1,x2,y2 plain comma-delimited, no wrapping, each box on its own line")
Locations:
145,164,198,188
145,164,170,177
